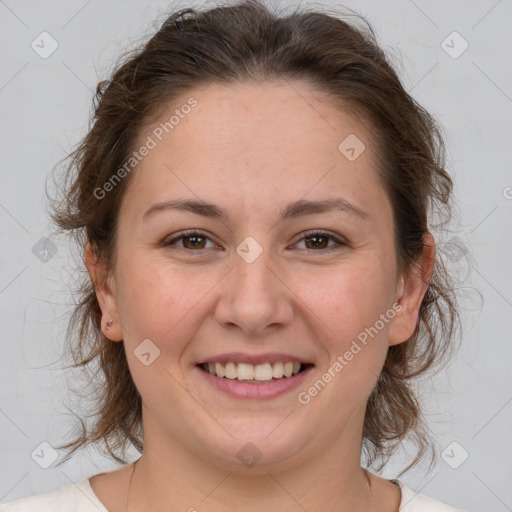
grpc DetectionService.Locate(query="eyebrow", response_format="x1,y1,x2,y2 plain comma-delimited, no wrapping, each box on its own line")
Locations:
142,197,368,222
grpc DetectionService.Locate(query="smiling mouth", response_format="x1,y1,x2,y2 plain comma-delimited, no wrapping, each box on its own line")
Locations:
198,361,313,383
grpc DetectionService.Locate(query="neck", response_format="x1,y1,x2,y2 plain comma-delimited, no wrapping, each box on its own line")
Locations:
126,411,376,511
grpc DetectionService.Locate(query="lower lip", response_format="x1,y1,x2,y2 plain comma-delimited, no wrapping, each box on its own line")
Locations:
196,365,314,399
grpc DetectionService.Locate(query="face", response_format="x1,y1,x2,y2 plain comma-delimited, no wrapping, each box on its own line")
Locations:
89,80,430,472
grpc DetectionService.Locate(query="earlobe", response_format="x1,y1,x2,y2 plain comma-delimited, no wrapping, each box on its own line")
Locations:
388,233,436,346
84,242,123,342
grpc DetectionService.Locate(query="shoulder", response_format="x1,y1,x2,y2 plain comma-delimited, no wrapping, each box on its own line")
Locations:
0,477,108,512
398,482,464,512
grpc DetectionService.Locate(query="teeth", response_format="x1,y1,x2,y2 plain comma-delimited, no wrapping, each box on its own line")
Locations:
215,362,225,378
203,361,305,381
283,362,293,378
254,363,273,381
272,362,284,378
225,362,237,379
237,363,254,380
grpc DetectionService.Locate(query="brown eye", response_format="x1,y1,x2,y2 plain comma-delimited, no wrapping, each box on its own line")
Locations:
163,231,217,250
304,234,330,249
295,231,346,252
182,234,207,249
163,230,345,253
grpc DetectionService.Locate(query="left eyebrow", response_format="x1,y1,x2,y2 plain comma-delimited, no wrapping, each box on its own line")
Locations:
142,197,369,222
281,198,368,221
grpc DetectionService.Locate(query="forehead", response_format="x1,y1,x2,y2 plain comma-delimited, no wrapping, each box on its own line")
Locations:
141,80,369,162
121,80,388,225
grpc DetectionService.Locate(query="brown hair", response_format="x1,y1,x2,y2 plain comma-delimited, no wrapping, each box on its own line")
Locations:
50,0,460,470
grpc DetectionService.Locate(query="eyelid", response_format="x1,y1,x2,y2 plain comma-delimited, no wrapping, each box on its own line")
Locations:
292,230,347,251
163,229,347,252
163,229,220,250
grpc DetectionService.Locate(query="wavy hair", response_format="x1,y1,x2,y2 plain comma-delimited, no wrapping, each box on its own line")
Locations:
49,0,460,471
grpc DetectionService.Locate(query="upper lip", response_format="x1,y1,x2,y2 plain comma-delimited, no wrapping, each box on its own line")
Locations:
197,352,314,366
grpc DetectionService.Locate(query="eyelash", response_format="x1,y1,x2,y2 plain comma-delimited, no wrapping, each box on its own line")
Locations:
162,230,347,253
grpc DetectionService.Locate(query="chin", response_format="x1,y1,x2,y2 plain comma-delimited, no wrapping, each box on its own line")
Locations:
191,421,311,473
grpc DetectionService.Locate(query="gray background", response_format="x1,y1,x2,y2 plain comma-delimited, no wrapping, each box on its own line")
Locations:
0,0,511,510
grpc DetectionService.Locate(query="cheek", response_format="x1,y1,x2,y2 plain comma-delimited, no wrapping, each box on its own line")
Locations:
301,274,393,410
301,261,396,403
114,253,221,350
304,261,395,343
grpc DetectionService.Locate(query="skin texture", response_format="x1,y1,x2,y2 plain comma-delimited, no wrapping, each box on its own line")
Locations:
86,81,435,512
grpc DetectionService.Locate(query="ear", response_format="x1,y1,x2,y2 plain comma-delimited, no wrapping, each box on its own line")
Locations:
84,242,123,342
388,233,436,347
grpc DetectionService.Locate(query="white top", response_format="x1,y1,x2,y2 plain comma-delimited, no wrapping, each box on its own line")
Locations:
0,476,463,511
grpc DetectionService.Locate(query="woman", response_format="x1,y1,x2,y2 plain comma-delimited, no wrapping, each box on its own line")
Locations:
0,1,464,510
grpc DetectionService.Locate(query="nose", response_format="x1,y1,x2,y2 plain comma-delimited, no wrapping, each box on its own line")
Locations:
213,249,294,337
